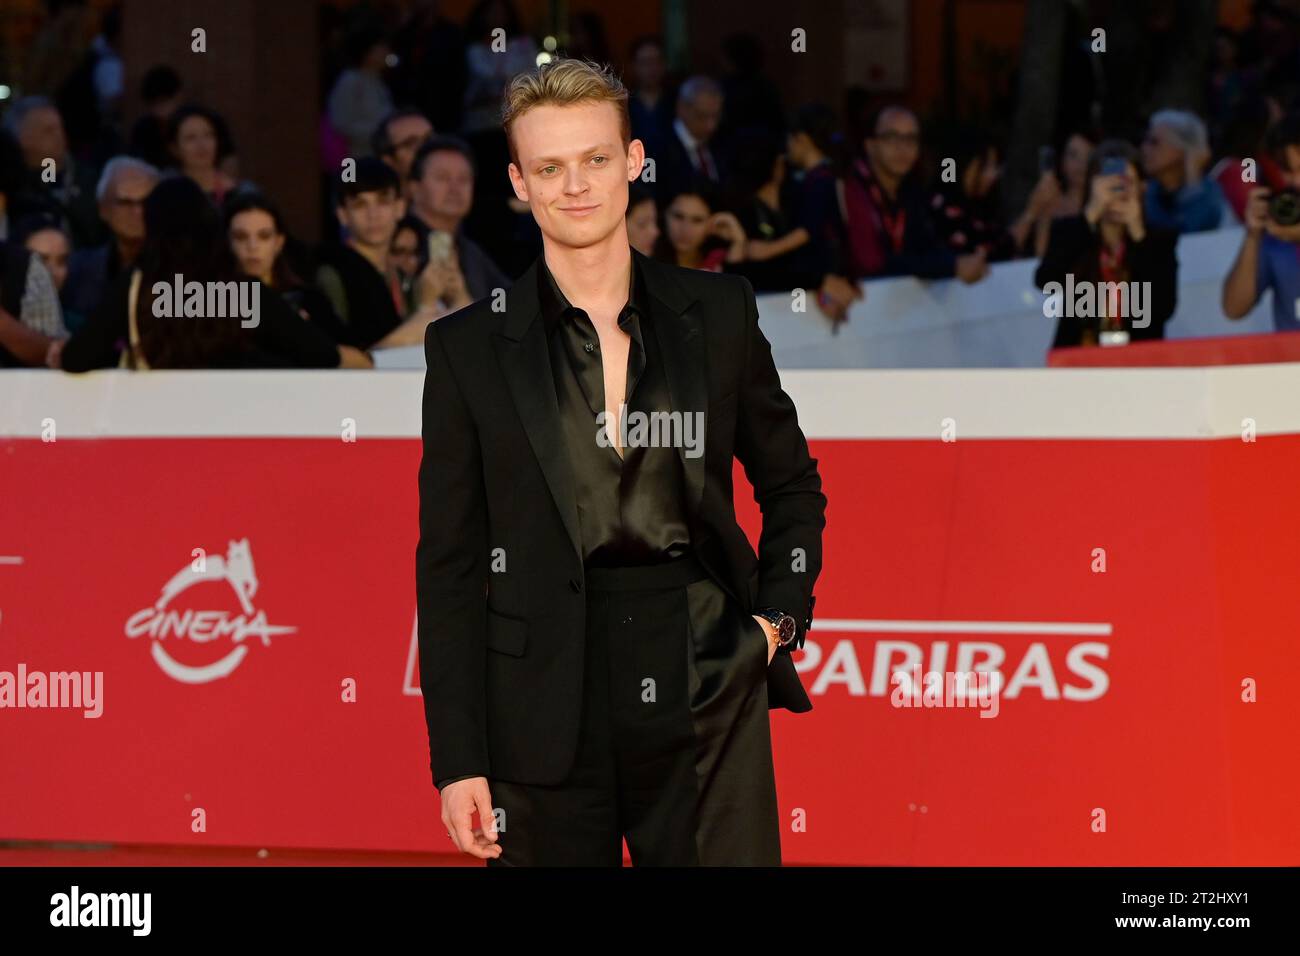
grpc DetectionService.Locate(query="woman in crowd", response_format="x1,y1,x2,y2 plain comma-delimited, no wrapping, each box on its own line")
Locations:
1034,140,1179,349
719,127,817,291
15,212,78,332
389,214,429,315
60,177,363,370
654,180,747,272
165,104,245,206
1012,129,1096,259
222,191,362,361
625,184,659,258
17,212,71,293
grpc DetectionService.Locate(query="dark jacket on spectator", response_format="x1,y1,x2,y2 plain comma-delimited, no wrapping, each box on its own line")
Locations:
64,242,127,335
1033,214,1179,349
784,159,851,285
842,156,956,280
313,243,405,350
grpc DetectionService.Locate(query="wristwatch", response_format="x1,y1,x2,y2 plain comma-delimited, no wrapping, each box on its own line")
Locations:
754,607,797,648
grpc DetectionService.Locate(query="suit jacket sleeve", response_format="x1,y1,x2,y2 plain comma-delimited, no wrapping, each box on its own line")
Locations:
416,319,491,788
731,275,828,651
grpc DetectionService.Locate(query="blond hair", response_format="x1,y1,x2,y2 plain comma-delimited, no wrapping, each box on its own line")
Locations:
501,58,630,168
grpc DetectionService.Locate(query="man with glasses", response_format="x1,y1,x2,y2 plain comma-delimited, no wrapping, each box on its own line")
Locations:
63,157,159,333
843,105,988,283
372,108,435,186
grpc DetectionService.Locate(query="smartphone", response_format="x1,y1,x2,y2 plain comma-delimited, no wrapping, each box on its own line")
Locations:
427,230,453,266
1038,145,1057,174
1098,156,1129,197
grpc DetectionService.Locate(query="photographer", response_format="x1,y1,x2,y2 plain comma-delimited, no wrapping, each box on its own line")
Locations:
1035,139,1178,348
1222,112,1300,329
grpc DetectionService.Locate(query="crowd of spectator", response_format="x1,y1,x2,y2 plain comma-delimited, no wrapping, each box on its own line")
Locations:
2,0,1300,370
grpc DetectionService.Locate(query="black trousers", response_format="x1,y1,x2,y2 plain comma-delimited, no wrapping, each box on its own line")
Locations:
485,553,781,866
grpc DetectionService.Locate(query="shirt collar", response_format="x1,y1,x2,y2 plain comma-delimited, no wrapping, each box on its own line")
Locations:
674,117,700,152
538,250,649,336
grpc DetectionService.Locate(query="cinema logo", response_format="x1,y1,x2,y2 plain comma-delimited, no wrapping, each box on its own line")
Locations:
152,273,260,328
125,539,295,684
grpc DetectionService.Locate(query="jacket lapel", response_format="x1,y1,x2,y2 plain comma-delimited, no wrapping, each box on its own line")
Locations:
636,250,707,520
491,256,583,563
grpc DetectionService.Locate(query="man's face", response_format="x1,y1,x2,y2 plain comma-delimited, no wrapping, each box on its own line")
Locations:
1141,124,1182,177
100,168,157,242
385,115,433,179
679,91,722,143
868,109,920,180
412,150,473,225
508,101,643,250
19,106,67,169
337,189,404,248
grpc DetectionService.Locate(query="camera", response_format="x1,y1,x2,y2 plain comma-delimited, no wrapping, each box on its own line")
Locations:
1268,188,1300,227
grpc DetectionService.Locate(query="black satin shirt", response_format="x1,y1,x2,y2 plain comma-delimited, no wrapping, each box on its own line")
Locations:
539,253,692,568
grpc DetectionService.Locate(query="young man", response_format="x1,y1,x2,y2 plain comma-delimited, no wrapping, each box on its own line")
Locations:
315,156,441,350
415,58,826,866
1222,112,1300,329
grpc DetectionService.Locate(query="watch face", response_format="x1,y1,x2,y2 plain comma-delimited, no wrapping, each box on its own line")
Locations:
777,615,796,644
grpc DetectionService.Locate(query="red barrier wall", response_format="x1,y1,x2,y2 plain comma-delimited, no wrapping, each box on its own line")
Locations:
3,432,1296,864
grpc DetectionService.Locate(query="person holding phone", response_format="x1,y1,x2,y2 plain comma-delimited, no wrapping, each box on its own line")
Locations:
1010,130,1096,258
1035,139,1178,349
406,135,512,301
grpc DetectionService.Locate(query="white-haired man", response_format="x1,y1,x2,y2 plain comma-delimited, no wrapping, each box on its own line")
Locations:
63,157,160,327
1141,109,1225,234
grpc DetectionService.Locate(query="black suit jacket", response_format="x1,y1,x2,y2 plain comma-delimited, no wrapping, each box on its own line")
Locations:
415,247,826,789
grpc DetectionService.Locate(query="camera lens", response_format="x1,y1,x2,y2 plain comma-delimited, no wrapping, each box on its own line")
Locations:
1268,189,1300,227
